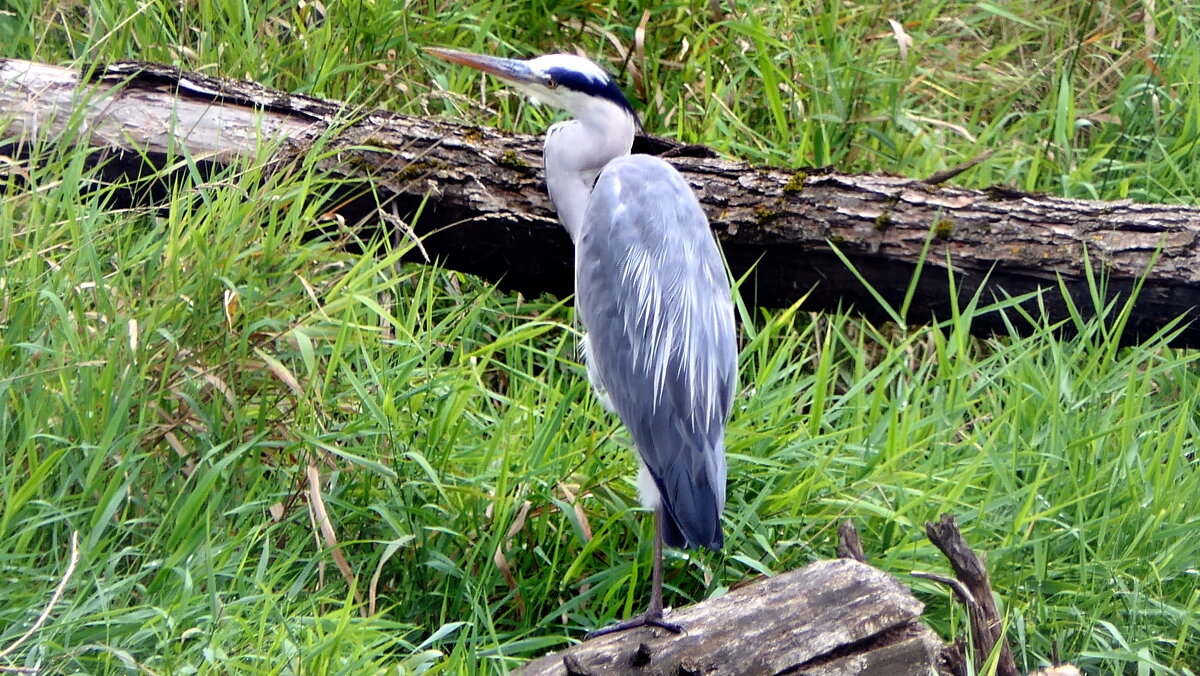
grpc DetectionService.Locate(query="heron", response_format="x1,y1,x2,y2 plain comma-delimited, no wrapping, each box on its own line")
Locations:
427,47,737,636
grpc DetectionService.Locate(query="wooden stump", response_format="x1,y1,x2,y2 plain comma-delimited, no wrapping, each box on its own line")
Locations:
516,559,949,676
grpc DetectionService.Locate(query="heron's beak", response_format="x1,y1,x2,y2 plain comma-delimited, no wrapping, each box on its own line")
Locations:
425,47,541,86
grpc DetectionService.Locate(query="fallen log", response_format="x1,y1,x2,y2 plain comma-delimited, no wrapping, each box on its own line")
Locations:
3,58,1199,346
516,558,949,676
518,517,1084,676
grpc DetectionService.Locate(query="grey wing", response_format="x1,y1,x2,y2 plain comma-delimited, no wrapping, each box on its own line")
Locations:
575,155,737,551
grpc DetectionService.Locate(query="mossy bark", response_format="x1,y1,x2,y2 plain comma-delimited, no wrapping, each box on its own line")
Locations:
5,57,1200,347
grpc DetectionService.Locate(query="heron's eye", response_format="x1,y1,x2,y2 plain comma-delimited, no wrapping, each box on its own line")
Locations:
545,77,557,89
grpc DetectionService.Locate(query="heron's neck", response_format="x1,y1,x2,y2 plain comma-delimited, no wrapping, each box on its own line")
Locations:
543,106,635,242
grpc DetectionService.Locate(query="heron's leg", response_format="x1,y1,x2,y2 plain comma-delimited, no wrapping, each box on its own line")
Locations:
646,505,666,617
584,507,683,639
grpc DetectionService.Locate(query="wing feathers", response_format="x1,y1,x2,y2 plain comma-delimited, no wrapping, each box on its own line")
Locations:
575,155,736,550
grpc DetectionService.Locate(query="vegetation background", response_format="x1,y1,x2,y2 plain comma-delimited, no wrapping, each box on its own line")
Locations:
2,1,1198,673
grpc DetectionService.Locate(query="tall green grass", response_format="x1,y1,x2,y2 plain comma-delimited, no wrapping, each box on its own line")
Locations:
3,1,1199,674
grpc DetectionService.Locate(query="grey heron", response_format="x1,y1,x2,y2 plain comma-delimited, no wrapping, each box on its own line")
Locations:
427,47,737,636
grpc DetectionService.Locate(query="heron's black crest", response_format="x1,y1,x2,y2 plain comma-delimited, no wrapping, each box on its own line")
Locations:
545,66,636,116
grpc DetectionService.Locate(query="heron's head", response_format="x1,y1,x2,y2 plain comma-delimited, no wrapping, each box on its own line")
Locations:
427,48,636,124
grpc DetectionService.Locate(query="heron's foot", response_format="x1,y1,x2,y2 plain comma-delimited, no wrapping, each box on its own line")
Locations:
584,611,683,640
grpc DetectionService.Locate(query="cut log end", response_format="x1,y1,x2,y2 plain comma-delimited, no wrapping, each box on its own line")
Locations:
515,559,950,676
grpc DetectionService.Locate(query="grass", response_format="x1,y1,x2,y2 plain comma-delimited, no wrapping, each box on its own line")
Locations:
2,1,1200,674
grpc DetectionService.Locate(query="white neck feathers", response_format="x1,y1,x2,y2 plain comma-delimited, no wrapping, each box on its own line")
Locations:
542,102,636,241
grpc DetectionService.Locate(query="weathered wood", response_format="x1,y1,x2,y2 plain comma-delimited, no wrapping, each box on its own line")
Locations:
516,559,947,676
836,519,867,563
924,514,1018,676
3,58,1200,346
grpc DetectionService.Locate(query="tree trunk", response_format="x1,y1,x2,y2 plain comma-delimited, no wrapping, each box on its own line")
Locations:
4,58,1199,346
515,559,949,676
